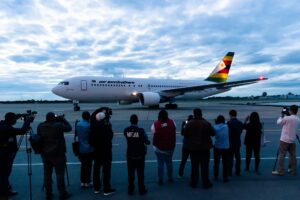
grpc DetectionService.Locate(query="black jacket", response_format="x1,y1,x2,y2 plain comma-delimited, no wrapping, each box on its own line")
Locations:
227,118,244,148
124,125,150,159
0,120,30,152
183,118,215,151
244,122,262,147
37,120,72,156
90,119,114,154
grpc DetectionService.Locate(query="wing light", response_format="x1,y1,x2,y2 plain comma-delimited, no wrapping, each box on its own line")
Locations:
258,76,266,80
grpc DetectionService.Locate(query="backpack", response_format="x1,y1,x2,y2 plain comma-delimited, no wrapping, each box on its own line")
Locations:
29,134,42,154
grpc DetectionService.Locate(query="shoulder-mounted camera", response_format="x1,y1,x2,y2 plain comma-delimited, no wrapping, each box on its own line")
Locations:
281,107,290,116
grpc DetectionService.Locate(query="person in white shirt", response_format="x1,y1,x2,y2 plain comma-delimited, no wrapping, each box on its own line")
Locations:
272,105,300,176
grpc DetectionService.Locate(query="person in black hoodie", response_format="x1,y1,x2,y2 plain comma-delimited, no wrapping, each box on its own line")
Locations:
124,114,150,195
90,107,116,196
243,112,262,174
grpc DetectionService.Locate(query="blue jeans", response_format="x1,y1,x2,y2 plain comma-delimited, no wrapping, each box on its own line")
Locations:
155,151,174,181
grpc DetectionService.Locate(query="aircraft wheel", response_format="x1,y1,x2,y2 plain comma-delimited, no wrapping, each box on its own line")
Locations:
148,105,160,109
165,104,178,109
74,105,80,111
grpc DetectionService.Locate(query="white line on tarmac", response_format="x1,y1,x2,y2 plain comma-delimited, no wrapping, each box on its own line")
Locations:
13,157,300,167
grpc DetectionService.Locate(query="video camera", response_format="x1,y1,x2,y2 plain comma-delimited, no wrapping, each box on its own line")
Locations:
16,110,37,122
281,107,290,116
54,114,66,122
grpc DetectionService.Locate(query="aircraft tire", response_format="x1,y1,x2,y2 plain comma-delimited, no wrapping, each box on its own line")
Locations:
74,106,80,111
165,103,178,109
148,105,160,109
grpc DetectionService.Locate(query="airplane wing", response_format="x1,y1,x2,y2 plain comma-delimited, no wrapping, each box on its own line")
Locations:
158,77,268,98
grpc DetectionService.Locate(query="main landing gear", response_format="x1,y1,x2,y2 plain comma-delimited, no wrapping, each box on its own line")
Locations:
73,100,80,111
165,103,178,109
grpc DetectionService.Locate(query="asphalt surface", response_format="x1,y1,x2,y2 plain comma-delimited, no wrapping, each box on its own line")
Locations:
1,101,300,200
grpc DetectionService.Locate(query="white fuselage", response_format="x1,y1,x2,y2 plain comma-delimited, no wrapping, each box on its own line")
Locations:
52,76,230,104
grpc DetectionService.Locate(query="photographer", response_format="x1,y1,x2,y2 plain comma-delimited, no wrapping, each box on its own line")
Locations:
90,107,116,196
0,112,31,197
272,105,300,176
37,112,72,200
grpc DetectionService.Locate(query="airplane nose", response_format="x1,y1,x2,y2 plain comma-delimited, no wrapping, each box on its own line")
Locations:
51,85,60,95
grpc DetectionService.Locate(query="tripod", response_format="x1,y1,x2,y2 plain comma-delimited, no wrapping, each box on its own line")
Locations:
15,127,34,200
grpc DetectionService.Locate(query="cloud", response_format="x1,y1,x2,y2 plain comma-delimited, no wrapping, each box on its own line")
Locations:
0,0,300,100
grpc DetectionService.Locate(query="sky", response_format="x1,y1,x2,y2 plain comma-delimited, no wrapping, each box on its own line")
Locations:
0,0,300,101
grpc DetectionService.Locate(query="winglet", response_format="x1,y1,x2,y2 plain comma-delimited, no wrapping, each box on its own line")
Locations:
205,52,234,83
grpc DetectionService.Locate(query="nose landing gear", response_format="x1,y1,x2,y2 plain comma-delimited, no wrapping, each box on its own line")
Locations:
73,100,80,111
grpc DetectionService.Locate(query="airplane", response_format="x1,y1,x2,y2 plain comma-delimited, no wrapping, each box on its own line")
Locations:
51,52,267,111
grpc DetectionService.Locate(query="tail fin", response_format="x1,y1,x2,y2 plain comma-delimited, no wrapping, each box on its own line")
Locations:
205,52,234,83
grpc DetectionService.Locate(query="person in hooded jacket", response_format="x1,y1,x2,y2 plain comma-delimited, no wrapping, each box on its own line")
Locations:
212,115,229,182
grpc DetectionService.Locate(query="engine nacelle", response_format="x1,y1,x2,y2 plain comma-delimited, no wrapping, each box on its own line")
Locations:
139,92,161,106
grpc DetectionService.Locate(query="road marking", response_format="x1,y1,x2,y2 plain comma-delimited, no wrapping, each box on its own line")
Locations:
13,157,300,167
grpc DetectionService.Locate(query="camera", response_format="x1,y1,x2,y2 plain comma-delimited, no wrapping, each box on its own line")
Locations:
281,107,290,116
99,107,112,120
16,110,37,122
55,114,65,122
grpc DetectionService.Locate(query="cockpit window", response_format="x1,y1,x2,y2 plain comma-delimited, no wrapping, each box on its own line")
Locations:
59,81,69,85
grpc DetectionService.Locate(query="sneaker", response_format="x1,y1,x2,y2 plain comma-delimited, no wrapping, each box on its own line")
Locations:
272,171,284,176
94,190,100,194
7,190,18,196
103,188,116,196
84,183,93,188
177,174,183,179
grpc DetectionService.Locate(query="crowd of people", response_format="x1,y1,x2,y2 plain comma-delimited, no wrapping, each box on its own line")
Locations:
0,105,299,200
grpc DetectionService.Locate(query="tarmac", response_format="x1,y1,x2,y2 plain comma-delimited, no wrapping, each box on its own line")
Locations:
0,101,300,200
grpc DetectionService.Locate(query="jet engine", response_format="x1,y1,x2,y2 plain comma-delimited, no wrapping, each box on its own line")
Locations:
139,92,161,106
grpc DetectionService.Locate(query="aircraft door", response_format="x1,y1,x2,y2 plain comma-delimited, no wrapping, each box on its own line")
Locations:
81,80,87,91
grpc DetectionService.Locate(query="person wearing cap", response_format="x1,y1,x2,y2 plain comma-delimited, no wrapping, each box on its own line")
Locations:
0,112,31,198
90,108,116,196
37,112,72,200
124,114,150,195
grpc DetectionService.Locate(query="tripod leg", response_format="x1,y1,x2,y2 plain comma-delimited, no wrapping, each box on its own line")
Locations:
65,164,70,186
273,150,279,171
